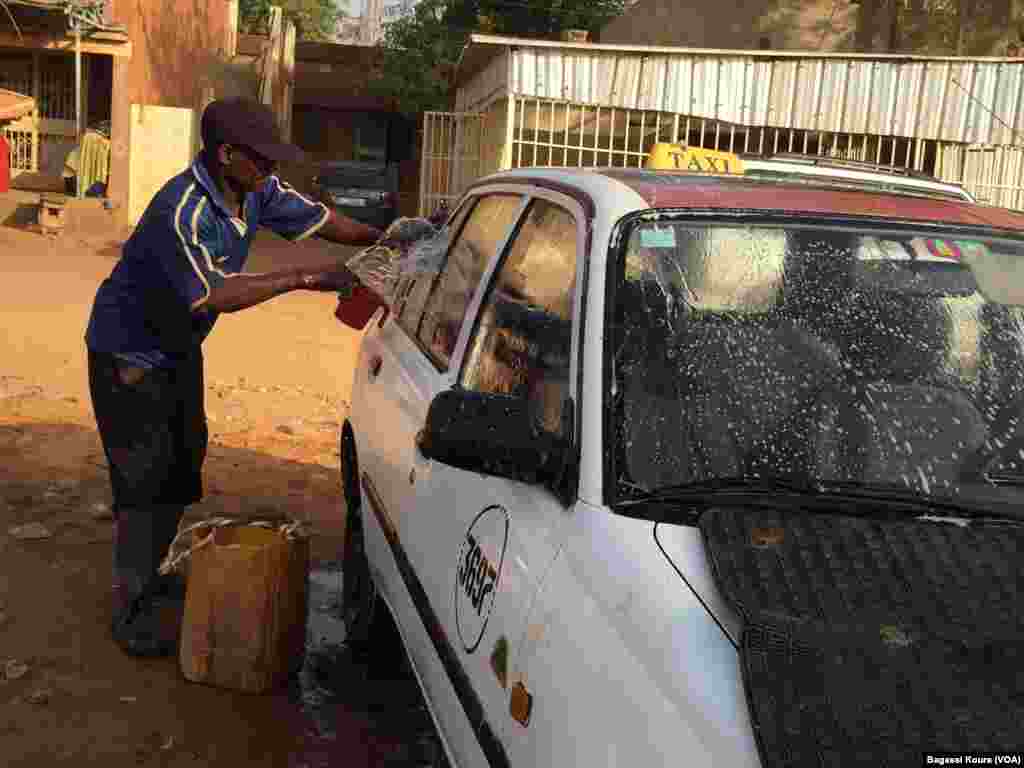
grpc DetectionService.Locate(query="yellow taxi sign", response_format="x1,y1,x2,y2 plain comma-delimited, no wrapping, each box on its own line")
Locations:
645,143,745,175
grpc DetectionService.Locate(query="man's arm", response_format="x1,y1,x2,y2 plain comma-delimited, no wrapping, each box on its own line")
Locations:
314,210,383,247
200,265,357,315
260,178,384,245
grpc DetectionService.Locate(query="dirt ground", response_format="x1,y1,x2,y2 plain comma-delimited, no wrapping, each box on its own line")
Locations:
0,217,443,767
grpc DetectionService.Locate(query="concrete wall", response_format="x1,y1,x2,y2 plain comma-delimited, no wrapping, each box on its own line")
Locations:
127,105,198,224
107,0,234,223
111,0,232,108
599,0,858,51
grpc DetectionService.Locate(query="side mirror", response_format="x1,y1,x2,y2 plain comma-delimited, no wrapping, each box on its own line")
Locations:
418,389,568,486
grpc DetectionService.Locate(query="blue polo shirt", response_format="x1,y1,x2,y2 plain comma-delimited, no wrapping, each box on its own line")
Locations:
85,158,330,368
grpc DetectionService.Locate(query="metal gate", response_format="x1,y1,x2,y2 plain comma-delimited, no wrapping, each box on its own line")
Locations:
419,111,484,216
505,96,1024,211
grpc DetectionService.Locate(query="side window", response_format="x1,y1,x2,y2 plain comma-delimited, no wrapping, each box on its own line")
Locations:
397,198,476,336
461,199,579,437
418,195,523,370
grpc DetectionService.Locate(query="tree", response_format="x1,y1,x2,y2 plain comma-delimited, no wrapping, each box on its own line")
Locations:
373,0,626,114
239,0,344,41
852,0,1024,54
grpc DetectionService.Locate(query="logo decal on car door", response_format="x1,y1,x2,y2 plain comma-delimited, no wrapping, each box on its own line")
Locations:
455,505,509,654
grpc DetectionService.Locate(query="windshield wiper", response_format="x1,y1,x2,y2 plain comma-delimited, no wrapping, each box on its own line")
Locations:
985,471,1024,487
613,478,1024,523
615,477,816,508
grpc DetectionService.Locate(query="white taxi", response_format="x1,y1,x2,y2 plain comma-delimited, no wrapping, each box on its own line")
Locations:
340,147,1024,767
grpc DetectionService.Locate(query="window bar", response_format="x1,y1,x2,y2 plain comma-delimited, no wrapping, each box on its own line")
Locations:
593,105,602,166
1011,148,1019,210
655,110,663,154
562,102,570,166
729,123,736,153
531,98,539,166
672,113,680,146
715,120,721,151
699,117,706,148
831,132,839,158
608,108,616,166
547,102,555,168
577,104,586,167
890,135,898,168
758,126,765,154
624,108,632,168
638,109,646,162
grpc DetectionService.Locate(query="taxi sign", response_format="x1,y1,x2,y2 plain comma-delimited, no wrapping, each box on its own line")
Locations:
645,143,745,174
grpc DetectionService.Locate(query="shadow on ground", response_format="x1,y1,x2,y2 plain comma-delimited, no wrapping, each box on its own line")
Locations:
2,203,39,231
0,420,447,768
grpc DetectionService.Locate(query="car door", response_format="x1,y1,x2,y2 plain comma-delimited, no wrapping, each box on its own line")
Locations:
351,196,479,554
405,192,585,766
355,191,527,767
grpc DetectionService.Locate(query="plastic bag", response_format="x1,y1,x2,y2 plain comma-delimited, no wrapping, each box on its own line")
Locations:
399,227,450,276
344,216,449,306
344,243,401,303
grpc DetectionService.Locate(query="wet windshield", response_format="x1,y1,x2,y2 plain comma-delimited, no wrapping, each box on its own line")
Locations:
610,216,1024,516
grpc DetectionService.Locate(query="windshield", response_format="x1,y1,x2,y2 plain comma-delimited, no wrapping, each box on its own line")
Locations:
609,215,1024,516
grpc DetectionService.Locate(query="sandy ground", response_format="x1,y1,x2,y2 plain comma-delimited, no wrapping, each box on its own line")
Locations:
0,219,443,767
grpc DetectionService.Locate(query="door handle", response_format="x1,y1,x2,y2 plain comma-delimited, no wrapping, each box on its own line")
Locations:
368,355,383,380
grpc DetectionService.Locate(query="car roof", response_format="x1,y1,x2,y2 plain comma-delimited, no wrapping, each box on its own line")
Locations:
740,157,974,202
474,167,1024,232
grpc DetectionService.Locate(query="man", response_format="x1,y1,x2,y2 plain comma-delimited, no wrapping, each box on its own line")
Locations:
85,99,390,656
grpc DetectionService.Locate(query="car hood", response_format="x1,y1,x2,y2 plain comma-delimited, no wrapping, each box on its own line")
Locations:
663,504,1024,768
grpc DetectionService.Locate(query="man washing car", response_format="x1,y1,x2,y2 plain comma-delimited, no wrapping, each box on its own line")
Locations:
84,98,399,656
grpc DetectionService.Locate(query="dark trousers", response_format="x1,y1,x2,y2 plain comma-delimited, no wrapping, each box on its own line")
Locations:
87,349,207,614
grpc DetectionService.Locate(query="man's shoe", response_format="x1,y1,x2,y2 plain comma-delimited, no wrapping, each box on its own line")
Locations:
111,594,183,658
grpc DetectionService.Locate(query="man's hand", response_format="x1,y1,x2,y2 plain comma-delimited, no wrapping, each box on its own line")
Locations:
199,264,358,315
301,263,360,294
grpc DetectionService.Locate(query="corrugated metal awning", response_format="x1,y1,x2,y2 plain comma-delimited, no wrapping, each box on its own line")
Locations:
0,88,36,121
458,34,1024,145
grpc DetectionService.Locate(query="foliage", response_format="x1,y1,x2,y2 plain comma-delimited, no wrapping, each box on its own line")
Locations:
239,0,345,41
372,0,626,115
854,0,1024,54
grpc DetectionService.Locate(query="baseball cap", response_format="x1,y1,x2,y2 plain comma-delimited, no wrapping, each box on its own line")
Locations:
200,99,305,165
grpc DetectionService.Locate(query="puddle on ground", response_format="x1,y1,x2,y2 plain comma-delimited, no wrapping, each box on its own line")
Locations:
285,563,450,768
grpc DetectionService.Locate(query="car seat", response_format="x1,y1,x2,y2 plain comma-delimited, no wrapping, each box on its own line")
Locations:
810,290,988,492
615,277,714,490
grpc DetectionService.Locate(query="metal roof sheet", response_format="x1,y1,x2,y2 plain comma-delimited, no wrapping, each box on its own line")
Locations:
458,35,1024,145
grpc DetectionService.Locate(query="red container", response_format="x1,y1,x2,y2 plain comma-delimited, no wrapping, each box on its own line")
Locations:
0,134,10,194
335,284,387,330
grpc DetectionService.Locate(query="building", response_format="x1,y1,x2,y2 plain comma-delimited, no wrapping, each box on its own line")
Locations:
333,15,363,45
417,33,1024,214
0,0,236,219
285,38,418,214
598,0,858,51
355,0,417,45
